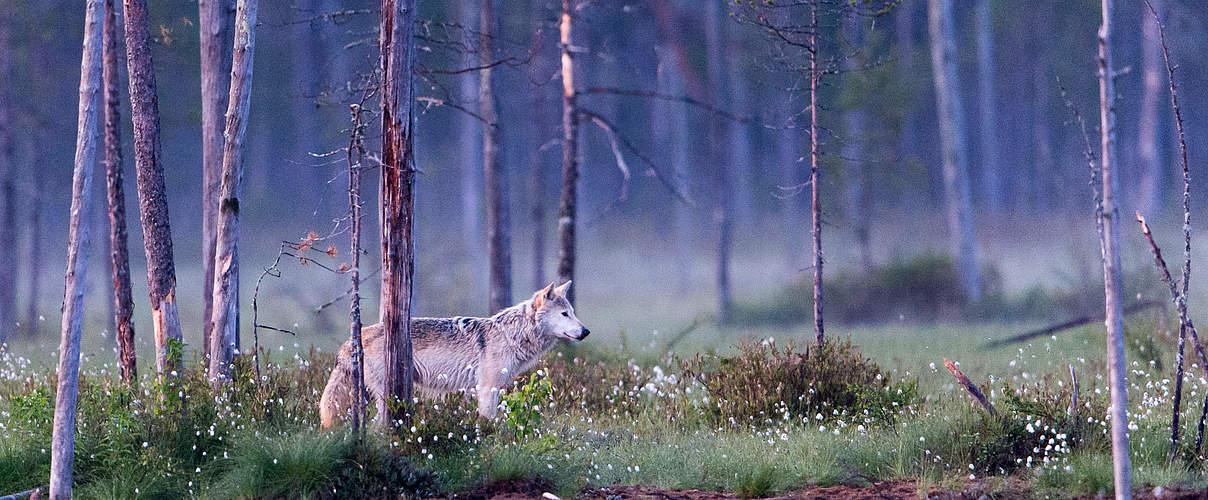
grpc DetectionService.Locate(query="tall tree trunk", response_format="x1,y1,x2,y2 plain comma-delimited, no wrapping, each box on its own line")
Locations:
124,0,185,376
527,11,553,292
704,0,733,325
208,0,258,384
927,0,981,301
457,1,485,298
22,169,42,338
378,0,417,425
0,14,16,346
725,26,753,225
198,0,234,365
1136,0,1163,217
843,14,873,269
1032,59,1053,211
1097,1,1132,496
104,0,137,385
481,0,511,313
808,1,823,346
50,1,102,495
556,0,580,305
347,105,368,432
975,0,1002,211
653,45,693,290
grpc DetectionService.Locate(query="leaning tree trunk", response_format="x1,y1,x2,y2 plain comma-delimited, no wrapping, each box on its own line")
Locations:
124,0,185,376
480,0,512,314
378,0,418,426
0,15,15,346
1097,0,1133,496
1136,0,1163,218
556,0,580,305
975,0,1002,211
704,0,733,325
50,1,103,496
927,0,981,301
208,0,258,385
103,0,137,385
198,0,234,366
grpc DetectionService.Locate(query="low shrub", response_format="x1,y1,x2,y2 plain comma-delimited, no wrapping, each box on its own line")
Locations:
681,338,916,427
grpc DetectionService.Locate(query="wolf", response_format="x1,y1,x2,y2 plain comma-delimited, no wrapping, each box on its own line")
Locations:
319,280,589,427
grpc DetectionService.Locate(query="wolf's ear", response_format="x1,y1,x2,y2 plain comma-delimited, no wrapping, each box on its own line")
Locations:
554,280,572,297
532,281,555,309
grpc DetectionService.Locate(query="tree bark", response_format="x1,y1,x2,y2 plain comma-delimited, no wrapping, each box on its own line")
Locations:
50,1,103,496
653,45,693,291
1136,0,1163,217
809,1,823,346
104,0,137,385
528,10,553,292
927,0,981,301
704,0,733,325
975,0,1002,211
456,0,485,298
1097,0,1133,496
0,15,16,346
556,0,579,305
481,0,512,314
347,104,368,432
378,0,417,425
208,0,258,385
198,0,235,367
124,0,185,376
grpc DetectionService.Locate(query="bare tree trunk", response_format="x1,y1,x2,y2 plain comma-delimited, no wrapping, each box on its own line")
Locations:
50,1,103,495
556,0,579,305
104,0,137,385
0,16,15,345
1097,0,1132,496
704,0,733,325
653,45,693,290
124,0,185,376
809,1,823,346
198,0,234,367
456,0,485,297
22,169,42,338
1033,60,1054,211
378,0,417,425
480,0,511,314
528,12,553,292
725,25,753,225
208,0,258,385
927,0,981,301
347,104,368,432
842,13,872,270
975,0,1002,211
1136,0,1163,217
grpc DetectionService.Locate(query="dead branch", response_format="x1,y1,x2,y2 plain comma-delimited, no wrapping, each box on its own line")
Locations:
0,487,43,500
580,87,750,124
983,300,1164,348
1069,364,1079,418
576,109,692,205
943,358,995,416
1137,214,1208,385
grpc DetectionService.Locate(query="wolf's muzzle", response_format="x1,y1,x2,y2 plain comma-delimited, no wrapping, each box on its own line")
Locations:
576,328,590,340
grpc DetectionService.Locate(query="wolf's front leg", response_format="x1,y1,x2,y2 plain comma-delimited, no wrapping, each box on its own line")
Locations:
475,364,507,419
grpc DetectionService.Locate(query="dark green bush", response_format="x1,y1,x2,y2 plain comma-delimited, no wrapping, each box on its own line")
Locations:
681,339,915,427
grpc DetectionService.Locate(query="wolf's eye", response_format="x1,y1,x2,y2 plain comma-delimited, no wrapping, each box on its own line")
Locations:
561,311,569,317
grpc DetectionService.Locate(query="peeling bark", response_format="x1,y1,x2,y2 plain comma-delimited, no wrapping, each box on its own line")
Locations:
50,0,103,496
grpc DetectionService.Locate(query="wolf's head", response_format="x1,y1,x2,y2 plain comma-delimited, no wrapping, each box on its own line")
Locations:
530,281,590,341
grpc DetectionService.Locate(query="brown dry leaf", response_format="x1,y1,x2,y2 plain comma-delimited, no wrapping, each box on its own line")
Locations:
326,246,339,258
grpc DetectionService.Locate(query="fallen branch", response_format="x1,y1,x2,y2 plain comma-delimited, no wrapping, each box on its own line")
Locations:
0,487,42,500
943,358,995,416
983,300,1164,348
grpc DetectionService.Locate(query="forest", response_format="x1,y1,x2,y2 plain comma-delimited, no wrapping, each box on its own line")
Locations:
3,0,1208,498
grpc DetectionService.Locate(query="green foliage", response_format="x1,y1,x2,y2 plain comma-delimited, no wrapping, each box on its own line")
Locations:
736,464,776,499
501,372,552,440
682,338,915,427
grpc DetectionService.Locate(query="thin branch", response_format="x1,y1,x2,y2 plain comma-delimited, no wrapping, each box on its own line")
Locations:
577,109,692,205
580,87,750,124
1137,214,1208,384
944,358,995,416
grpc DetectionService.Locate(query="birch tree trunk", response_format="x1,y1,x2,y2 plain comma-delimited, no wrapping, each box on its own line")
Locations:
124,0,185,376
556,0,580,305
927,0,981,301
208,0,258,384
704,0,733,325
1097,0,1133,496
809,1,823,346
103,0,137,385
975,0,1002,211
1136,0,1163,217
378,0,418,425
198,0,234,366
480,0,512,314
0,15,15,345
50,1,103,495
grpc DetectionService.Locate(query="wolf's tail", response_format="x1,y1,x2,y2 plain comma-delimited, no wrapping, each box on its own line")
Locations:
319,352,354,429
